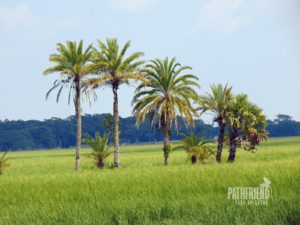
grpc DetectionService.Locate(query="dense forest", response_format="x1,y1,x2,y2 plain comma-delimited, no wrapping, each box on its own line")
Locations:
0,114,299,151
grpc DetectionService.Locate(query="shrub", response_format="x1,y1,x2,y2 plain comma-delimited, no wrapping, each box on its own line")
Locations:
174,134,215,164
83,132,112,169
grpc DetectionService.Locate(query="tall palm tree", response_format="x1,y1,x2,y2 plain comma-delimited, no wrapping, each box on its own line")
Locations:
44,40,93,171
199,84,233,163
132,57,200,165
86,38,144,168
226,94,268,162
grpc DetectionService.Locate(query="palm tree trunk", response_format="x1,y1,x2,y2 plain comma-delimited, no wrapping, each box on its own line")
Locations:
97,158,104,169
75,77,81,171
162,120,169,166
113,86,120,168
228,128,238,163
216,123,226,163
191,155,197,164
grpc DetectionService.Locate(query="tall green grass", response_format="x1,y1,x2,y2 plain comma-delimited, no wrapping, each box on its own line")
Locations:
1,137,299,225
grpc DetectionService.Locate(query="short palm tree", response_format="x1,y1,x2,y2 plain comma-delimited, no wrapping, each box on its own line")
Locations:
0,152,9,175
199,84,233,163
132,57,200,165
174,134,214,164
44,40,94,171
226,94,268,162
84,132,112,169
86,38,144,168
238,98,268,150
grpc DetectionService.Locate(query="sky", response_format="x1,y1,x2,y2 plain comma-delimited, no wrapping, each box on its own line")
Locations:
0,0,300,122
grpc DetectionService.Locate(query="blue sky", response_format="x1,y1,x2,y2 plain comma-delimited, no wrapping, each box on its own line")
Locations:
0,0,299,122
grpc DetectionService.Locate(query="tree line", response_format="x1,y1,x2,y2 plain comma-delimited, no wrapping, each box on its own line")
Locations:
1,114,297,153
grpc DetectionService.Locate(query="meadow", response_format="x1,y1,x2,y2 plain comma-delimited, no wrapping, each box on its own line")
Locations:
0,137,299,225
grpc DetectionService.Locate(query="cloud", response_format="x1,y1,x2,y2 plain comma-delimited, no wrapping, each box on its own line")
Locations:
194,0,251,34
108,0,156,12
0,3,34,27
194,0,300,35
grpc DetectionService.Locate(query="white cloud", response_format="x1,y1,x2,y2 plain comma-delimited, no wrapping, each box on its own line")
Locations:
194,0,251,33
194,0,300,35
108,0,156,12
0,3,34,27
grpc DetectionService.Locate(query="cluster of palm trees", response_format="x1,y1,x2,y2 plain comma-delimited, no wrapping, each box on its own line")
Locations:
44,38,267,171
199,84,268,163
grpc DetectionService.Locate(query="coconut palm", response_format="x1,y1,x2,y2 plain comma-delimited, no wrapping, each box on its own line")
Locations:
44,40,94,171
226,94,268,162
132,57,200,165
0,152,9,175
84,132,112,169
174,134,214,164
86,38,144,168
199,84,233,163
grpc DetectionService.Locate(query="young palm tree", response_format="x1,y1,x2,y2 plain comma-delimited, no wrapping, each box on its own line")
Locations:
199,84,233,163
84,132,112,169
226,94,268,162
44,40,93,171
86,38,144,168
174,134,214,164
132,57,200,165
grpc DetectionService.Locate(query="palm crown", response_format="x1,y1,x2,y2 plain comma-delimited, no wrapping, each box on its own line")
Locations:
44,40,94,103
227,94,268,149
199,83,233,125
132,57,199,129
86,38,145,89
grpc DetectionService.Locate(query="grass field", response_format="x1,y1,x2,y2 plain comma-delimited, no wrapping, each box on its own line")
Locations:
0,137,300,225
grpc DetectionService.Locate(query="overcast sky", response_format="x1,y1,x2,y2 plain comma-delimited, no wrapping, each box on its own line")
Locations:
0,0,299,122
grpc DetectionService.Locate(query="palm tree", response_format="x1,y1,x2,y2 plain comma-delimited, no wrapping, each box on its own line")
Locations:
132,57,200,165
84,132,112,169
199,84,233,163
242,102,268,150
44,40,94,171
86,38,144,168
226,94,268,162
174,134,214,164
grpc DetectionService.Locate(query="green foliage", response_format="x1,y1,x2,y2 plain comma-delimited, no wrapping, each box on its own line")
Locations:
83,132,112,169
102,113,122,141
0,152,9,175
85,38,145,89
0,114,298,151
174,134,215,164
0,137,299,224
44,40,95,104
102,113,114,136
199,83,234,125
227,94,268,149
133,57,200,130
